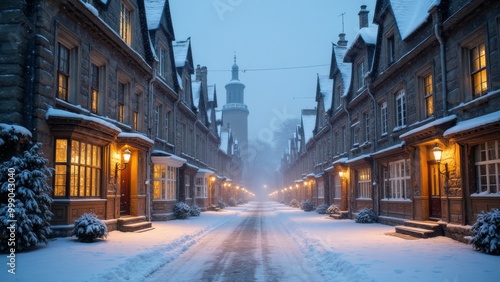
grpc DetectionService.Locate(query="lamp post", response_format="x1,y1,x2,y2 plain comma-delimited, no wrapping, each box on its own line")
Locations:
432,143,451,222
114,148,131,184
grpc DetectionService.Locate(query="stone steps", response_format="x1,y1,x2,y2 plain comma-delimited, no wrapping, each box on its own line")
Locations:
117,216,152,232
395,220,444,239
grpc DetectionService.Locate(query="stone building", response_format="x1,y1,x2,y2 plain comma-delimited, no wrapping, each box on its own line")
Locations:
0,0,242,236
280,0,500,242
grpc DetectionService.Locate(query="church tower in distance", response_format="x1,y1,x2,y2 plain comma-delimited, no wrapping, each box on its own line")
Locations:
222,55,249,155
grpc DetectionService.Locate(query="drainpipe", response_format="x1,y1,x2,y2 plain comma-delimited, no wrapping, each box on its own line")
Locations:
146,68,158,222
366,74,379,216
435,23,448,117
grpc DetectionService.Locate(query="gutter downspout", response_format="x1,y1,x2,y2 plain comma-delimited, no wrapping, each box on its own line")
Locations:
435,23,448,117
146,68,158,222
366,74,379,216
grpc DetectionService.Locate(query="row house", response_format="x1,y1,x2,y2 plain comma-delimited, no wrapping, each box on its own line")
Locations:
0,0,241,236
280,0,500,242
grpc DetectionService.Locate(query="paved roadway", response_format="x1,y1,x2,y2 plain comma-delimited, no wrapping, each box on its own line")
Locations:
145,202,323,282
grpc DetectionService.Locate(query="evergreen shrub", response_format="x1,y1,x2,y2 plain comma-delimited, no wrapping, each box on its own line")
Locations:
316,203,329,214
173,202,191,219
72,213,108,243
355,208,378,223
470,209,500,255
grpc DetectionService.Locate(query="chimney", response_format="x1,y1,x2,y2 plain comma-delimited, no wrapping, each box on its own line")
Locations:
195,65,201,81
358,5,369,29
337,33,348,47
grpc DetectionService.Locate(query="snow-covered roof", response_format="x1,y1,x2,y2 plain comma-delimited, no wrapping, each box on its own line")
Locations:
207,84,216,102
444,110,500,137
334,45,352,98
192,80,201,109
219,130,230,154
173,39,189,68
144,0,166,30
118,132,154,145
390,0,440,40
45,108,121,132
302,111,316,143
400,115,457,139
318,74,333,111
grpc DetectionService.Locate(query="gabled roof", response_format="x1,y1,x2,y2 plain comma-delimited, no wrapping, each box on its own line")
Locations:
144,0,175,38
317,74,333,112
192,80,201,111
207,84,217,107
382,0,440,40
329,44,352,98
172,38,193,71
301,109,316,144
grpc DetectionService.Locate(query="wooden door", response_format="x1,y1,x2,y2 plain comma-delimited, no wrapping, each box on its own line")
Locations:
429,163,441,219
120,166,131,215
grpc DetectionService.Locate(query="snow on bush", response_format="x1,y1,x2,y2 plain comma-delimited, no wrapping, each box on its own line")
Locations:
190,204,201,217
355,208,378,223
316,203,329,214
326,204,341,215
72,213,108,243
289,199,300,208
173,202,191,219
217,200,226,209
470,209,500,255
228,197,237,207
0,140,53,252
301,200,314,212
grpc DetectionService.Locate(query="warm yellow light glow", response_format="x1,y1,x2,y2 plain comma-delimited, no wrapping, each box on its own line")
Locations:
432,144,443,163
338,170,344,178
122,148,131,164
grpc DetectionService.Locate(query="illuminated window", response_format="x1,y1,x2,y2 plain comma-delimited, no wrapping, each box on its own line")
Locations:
54,139,101,197
423,74,434,117
334,176,341,199
57,43,70,100
470,42,488,98
120,2,131,45
475,140,500,194
133,111,138,131
383,159,410,199
357,168,371,199
185,175,191,199
153,164,176,200
90,64,99,113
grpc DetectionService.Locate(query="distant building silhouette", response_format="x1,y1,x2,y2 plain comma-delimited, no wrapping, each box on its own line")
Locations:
222,55,249,159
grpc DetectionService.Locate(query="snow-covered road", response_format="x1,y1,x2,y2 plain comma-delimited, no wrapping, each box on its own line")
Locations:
4,201,500,282
145,202,322,281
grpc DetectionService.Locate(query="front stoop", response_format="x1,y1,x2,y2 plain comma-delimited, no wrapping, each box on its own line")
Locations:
117,216,152,232
395,220,444,239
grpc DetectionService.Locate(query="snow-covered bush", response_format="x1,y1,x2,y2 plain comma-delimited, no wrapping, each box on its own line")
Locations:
237,199,245,205
355,208,378,223
217,200,226,209
289,199,300,208
72,213,107,243
0,137,53,252
228,197,237,207
173,202,191,219
470,209,500,255
326,204,341,215
316,203,329,214
190,204,201,217
301,200,314,212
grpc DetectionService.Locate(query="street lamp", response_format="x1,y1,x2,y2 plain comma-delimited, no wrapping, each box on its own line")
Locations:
114,148,131,183
432,143,449,183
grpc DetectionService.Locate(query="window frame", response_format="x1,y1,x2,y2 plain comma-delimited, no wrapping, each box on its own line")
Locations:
152,164,177,201
383,159,411,200
357,167,371,199
53,138,102,198
474,140,500,195
395,90,406,130
120,1,132,45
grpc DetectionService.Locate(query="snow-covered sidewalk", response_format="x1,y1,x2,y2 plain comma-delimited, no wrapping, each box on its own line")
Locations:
2,201,500,282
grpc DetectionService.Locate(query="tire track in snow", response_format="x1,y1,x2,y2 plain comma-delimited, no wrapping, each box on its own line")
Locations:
278,211,375,282
89,212,240,282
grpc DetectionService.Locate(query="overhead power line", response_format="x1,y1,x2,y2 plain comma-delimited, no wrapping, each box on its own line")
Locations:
209,64,330,72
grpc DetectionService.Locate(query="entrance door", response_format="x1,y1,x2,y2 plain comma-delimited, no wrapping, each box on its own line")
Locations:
120,166,131,215
429,163,441,219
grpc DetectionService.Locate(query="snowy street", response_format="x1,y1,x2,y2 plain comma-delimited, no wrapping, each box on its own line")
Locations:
4,201,500,282
145,202,323,281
